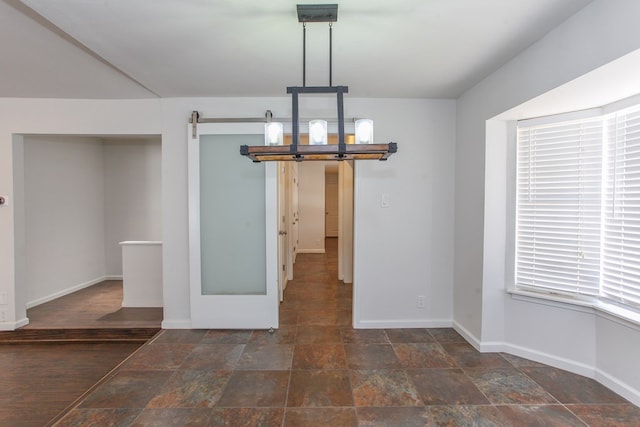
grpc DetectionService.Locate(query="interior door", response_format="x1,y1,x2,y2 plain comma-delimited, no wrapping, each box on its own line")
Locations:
188,123,278,329
285,163,294,282
291,163,300,264
277,162,288,302
325,169,339,237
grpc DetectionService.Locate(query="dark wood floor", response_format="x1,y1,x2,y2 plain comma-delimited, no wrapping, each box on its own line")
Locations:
0,342,144,427
23,280,163,329
0,280,162,426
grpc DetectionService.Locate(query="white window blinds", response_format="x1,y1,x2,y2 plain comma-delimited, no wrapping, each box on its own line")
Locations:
516,118,603,296
602,106,640,308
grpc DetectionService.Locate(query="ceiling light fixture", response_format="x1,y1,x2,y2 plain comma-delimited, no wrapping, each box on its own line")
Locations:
240,3,397,162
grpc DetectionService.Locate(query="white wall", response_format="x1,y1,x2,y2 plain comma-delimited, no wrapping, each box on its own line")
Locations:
298,162,326,253
104,138,162,275
503,297,597,373
23,135,106,306
159,97,456,329
339,160,354,283
596,316,640,401
1,96,456,333
353,98,456,328
0,98,161,329
455,0,640,405
14,135,162,310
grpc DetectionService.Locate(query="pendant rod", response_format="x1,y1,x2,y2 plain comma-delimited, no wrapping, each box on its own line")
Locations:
337,87,345,154
291,88,300,150
329,23,333,87
302,23,307,87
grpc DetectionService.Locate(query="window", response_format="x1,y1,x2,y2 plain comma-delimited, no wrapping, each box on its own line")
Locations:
601,107,640,307
516,104,640,312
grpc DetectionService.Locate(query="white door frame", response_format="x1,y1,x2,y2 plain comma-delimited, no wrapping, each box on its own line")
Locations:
188,123,278,329
277,162,289,302
338,160,354,283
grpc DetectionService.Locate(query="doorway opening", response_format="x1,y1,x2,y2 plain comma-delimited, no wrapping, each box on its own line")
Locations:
325,164,339,238
12,134,163,331
277,139,355,327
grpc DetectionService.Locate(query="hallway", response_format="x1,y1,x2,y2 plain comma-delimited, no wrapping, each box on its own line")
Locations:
47,238,640,426
279,237,352,328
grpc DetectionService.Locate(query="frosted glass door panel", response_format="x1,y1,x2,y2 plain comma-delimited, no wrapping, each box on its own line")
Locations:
200,134,266,295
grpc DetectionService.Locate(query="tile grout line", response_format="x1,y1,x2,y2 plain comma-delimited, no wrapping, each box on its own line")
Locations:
341,326,359,423
48,330,162,426
280,326,297,426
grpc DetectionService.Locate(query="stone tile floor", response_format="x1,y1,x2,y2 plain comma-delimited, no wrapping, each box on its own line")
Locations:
54,241,640,426
53,326,640,426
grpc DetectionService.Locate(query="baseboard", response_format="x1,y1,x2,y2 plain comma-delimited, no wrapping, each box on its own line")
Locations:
596,367,640,407
297,249,326,254
451,322,512,353
452,320,482,351
452,320,595,375
0,317,29,331
500,342,595,378
26,276,108,309
501,342,640,406
122,298,163,308
161,319,191,329
105,275,123,280
122,303,163,308
354,318,452,329
16,317,29,329
465,334,640,408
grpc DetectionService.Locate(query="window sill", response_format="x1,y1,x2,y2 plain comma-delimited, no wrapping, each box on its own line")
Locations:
507,288,640,331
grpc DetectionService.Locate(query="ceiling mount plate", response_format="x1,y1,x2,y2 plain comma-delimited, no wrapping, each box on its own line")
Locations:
297,4,338,23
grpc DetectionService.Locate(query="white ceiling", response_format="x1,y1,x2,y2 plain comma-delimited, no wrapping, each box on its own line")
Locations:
1,0,593,99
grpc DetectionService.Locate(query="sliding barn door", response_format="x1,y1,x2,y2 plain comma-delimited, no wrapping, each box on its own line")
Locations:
188,123,278,329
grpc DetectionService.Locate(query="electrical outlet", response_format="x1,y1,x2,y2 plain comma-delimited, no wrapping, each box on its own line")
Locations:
417,295,425,309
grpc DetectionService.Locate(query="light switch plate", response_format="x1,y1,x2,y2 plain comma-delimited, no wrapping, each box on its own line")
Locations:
381,193,390,208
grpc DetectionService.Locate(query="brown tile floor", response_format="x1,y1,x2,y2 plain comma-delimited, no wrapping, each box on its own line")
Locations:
54,238,640,426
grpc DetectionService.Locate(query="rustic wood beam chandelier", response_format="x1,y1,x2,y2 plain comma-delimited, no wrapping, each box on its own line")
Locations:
240,4,397,162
